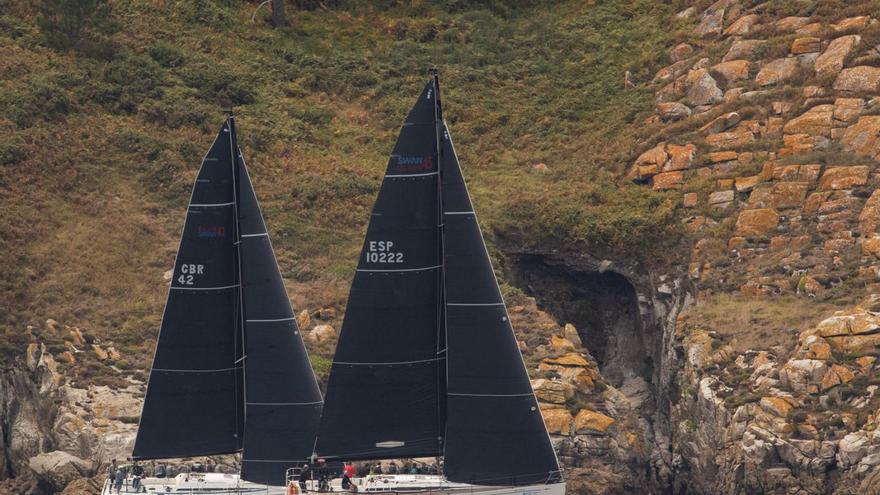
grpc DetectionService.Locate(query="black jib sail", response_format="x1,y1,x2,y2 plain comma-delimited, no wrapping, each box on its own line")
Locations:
133,121,245,460
134,118,323,486
316,81,444,461
440,122,561,486
236,144,324,486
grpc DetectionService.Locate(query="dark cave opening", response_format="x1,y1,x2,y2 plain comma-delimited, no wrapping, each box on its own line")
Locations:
508,255,658,406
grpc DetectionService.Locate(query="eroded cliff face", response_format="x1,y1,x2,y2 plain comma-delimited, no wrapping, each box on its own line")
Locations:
501,0,880,493
0,341,139,494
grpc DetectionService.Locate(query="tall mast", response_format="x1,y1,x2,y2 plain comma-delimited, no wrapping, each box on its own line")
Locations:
228,112,247,447
431,69,448,460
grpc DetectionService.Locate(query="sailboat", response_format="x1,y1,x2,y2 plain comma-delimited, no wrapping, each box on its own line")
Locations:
103,116,323,495
309,71,565,495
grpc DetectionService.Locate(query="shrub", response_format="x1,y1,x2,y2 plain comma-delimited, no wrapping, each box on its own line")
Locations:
0,75,72,127
148,41,186,68
37,0,116,56
181,63,257,107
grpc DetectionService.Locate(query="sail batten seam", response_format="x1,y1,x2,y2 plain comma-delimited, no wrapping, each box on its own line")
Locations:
170,284,239,291
357,264,441,273
333,357,443,366
385,171,439,178
189,202,235,207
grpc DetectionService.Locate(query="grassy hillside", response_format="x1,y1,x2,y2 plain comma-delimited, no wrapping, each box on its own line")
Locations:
0,0,688,376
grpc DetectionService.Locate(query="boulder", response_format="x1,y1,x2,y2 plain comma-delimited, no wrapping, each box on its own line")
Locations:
724,40,765,62
760,397,793,417
705,127,755,149
696,8,725,38
699,112,741,134
838,432,871,468
541,408,573,436
768,182,809,209
735,175,759,192
28,451,92,493
297,310,311,331
724,14,759,36
834,66,880,93
656,102,691,121
756,58,799,86
532,379,575,404
563,323,582,347
685,69,723,106
670,43,694,62
711,60,751,83
816,35,860,78
683,192,698,207
783,104,833,137
306,324,336,344
841,116,880,160
543,353,588,367
550,334,575,351
573,410,616,435
60,476,104,495
665,143,696,171
833,16,873,33
860,190,880,234
708,190,734,206
775,16,811,32
652,171,684,190
780,359,828,393
735,209,779,236
791,37,821,55
818,166,870,190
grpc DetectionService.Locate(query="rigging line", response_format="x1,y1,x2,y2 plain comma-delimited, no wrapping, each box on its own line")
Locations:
246,401,324,406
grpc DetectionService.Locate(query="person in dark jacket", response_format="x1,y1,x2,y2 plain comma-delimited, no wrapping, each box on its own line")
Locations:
299,464,311,491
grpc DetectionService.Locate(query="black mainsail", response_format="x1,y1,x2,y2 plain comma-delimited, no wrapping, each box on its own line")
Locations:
133,121,244,459
316,74,561,486
133,118,322,486
316,82,444,461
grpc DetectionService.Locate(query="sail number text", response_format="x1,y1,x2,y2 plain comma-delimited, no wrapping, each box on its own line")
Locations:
366,241,403,263
177,263,204,285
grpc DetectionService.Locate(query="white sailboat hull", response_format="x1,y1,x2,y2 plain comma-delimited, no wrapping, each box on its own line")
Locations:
101,473,565,495
302,475,565,495
101,472,287,494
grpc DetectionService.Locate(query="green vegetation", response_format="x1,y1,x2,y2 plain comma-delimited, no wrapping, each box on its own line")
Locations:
0,0,688,371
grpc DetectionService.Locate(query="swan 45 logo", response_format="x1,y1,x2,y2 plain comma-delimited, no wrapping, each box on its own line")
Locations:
394,155,433,173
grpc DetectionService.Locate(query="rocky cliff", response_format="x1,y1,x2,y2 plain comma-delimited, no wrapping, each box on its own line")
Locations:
509,1,880,493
